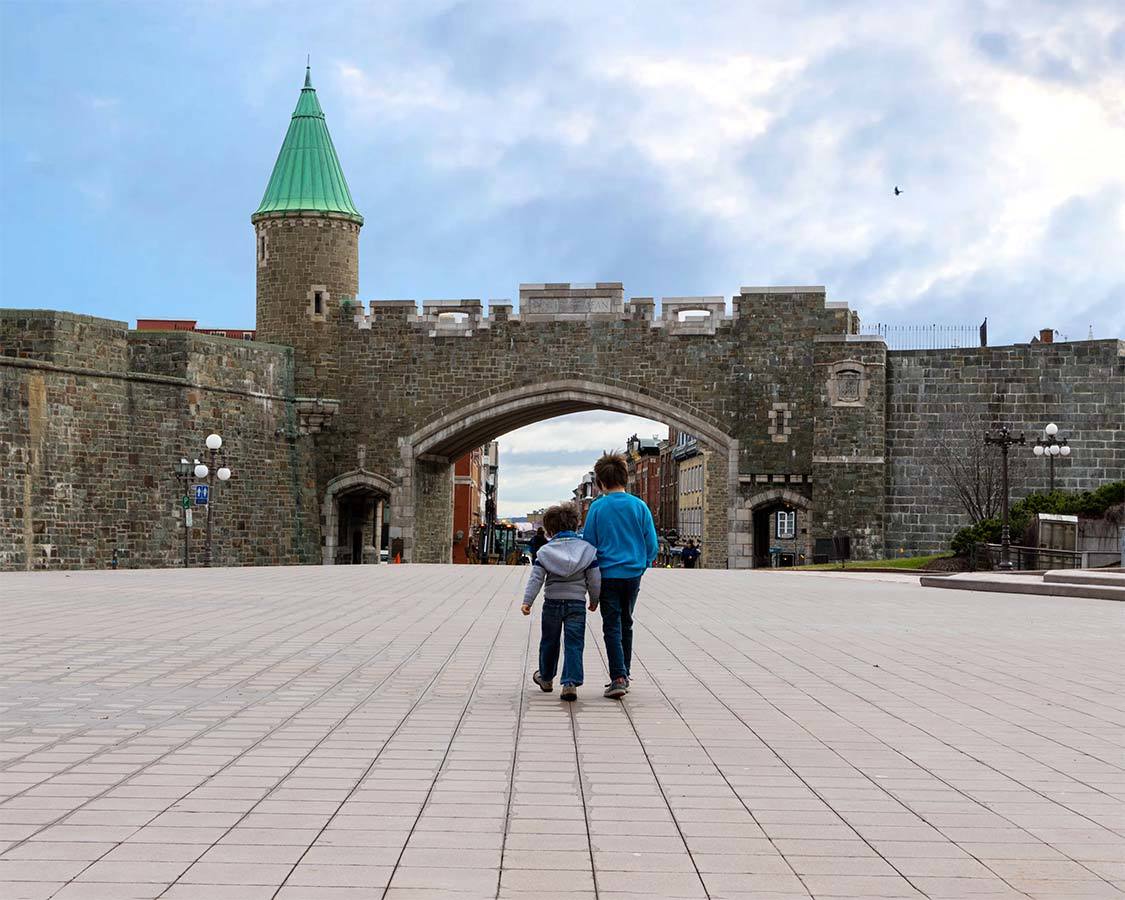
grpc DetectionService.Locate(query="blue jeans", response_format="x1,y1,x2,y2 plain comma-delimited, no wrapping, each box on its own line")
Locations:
539,599,586,686
599,576,641,681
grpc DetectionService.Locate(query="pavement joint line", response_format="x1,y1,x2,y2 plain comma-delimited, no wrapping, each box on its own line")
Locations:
0,591,407,759
670,610,1125,889
371,569,520,900
679,577,1125,780
849,628,1125,757
890,626,1123,701
584,615,713,899
1,567,1122,900
2,569,463,858
617,617,817,898
0,568,458,755
0,571,391,697
566,636,600,900
494,590,534,900
632,607,943,899
135,582,495,899
745,615,1125,782
639,604,1042,899
0,569,450,789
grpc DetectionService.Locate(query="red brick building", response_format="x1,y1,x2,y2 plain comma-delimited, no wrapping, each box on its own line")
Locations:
658,436,678,537
136,319,257,341
626,434,662,521
452,446,484,564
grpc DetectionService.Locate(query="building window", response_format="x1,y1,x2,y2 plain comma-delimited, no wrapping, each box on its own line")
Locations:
258,234,267,262
314,292,324,315
776,510,796,539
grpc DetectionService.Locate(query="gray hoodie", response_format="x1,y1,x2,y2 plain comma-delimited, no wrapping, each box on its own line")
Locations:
522,536,601,607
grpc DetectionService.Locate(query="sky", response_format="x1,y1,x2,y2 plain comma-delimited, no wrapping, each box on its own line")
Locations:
495,412,665,519
2,0,1123,517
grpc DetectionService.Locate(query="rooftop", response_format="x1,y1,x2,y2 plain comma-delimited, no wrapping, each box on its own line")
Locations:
253,67,363,224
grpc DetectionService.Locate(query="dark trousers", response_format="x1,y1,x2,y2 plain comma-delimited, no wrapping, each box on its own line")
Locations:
599,576,642,681
539,599,586,687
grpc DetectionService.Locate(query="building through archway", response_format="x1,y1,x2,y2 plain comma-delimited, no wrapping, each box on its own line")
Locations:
395,380,738,566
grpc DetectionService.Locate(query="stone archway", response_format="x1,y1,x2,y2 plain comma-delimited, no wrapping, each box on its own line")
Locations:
322,470,395,565
746,488,813,568
392,379,741,567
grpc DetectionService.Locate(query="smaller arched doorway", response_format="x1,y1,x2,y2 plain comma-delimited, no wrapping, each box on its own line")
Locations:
747,488,812,568
322,470,395,566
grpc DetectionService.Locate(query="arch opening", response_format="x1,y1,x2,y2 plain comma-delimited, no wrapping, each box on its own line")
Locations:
746,488,813,568
322,470,394,566
411,380,735,462
396,380,741,568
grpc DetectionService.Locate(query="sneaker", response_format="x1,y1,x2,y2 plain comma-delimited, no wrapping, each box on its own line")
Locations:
604,677,631,693
560,684,577,702
603,677,628,699
532,671,553,693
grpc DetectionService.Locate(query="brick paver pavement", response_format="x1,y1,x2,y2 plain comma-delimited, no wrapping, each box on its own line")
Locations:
0,566,1122,900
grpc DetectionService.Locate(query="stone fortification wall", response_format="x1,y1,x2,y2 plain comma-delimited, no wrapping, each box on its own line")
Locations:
884,340,1124,554
0,310,320,571
310,285,866,564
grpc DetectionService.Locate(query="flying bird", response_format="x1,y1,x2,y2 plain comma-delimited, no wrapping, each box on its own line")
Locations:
894,186,903,196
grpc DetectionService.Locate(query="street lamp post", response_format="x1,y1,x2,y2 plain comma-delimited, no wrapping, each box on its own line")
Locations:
193,433,232,568
481,480,496,565
984,426,1025,570
175,457,193,567
1032,423,1071,492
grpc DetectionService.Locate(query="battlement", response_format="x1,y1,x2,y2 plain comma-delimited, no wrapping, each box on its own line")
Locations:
348,283,855,336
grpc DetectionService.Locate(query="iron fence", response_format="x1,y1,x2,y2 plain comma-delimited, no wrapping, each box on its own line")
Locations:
873,321,985,350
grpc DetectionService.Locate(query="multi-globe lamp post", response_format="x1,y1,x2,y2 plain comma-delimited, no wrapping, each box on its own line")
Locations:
175,457,194,567
984,426,1024,570
192,434,232,568
1032,423,1070,492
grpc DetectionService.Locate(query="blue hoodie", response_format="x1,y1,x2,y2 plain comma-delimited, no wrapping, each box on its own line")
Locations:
581,492,659,579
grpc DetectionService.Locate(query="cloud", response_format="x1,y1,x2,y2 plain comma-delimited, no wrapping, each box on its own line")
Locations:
500,412,666,455
494,411,666,517
324,0,1125,341
2,0,1123,344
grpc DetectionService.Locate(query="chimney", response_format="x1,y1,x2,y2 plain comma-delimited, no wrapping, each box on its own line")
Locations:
1038,328,1054,344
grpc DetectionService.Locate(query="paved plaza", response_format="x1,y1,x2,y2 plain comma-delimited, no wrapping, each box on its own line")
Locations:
0,567,1122,900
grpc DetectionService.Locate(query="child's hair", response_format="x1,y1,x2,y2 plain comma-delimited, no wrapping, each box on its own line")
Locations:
594,451,629,490
542,502,580,536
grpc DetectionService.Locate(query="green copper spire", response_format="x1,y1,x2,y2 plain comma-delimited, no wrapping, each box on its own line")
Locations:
253,67,363,224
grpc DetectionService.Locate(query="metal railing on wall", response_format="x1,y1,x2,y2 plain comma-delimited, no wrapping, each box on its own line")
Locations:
873,320,987,350
968,542,1082,571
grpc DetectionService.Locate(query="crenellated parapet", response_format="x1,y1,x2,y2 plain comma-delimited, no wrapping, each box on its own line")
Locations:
346,282,856,337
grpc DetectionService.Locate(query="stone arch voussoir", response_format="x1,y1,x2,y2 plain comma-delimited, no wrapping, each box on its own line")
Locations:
747,487,812,511
398,379,743,567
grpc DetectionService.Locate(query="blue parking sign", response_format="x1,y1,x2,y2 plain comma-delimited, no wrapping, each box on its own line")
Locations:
194,484,209,505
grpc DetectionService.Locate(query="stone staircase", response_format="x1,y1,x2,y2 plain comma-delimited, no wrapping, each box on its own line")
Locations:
920,568,1125,601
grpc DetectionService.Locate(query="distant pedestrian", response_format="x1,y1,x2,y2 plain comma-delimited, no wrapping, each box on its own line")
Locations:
582,452,659,699
529,527,548,564
682,540,701,569
521,503,601,703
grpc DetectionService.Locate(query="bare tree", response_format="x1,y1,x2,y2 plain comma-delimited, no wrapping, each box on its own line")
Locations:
936,429,1028,524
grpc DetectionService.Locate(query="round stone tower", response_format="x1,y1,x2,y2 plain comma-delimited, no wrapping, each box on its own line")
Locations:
252,67,363,351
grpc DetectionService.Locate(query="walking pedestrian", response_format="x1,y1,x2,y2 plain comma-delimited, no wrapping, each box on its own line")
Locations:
581,452,658,699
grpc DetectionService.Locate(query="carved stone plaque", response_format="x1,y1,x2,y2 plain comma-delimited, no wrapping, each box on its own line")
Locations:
827,361,869,407
837,371,861,402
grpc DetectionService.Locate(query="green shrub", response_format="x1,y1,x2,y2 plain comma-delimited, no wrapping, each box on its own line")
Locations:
950,481,1124,555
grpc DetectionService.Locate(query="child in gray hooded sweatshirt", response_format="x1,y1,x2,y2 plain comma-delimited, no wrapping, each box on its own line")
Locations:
520,502,601,702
